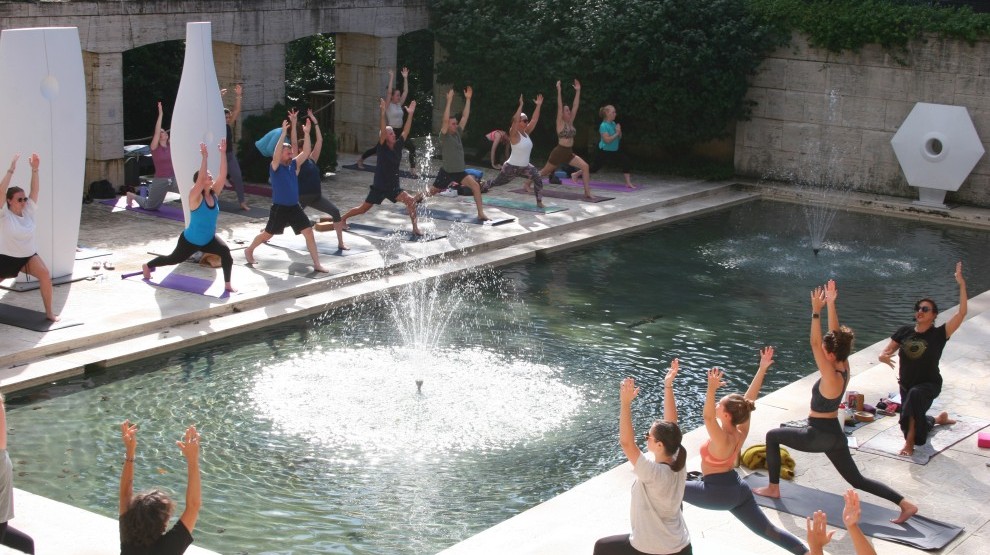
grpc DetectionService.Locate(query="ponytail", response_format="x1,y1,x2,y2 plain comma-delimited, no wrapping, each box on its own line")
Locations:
670,445,686,472
651,420,685,471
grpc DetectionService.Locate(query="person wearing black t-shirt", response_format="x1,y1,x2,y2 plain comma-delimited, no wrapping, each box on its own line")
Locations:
879,262,968,456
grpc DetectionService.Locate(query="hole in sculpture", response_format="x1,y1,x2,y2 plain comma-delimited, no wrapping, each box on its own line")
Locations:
926,137,943,156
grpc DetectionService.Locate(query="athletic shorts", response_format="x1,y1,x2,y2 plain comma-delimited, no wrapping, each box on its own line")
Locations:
432,169,470,191
0,253,33,279
365,186,404,205
547,144,574,167
264,203,312,235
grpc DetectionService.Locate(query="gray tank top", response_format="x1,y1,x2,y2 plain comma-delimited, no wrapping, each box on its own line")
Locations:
810,368,849,412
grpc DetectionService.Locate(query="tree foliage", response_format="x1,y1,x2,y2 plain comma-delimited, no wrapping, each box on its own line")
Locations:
430,0,786,154
286,34,336,104
122,40,184,142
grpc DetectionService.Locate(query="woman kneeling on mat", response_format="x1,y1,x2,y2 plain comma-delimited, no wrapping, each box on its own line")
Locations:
685,349,808,554
752,280,918,524
142,141,235,292
593,361,691,555
0,154,58,321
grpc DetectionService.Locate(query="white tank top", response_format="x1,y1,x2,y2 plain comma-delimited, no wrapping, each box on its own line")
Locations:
506,131,533,166
386,103,404,128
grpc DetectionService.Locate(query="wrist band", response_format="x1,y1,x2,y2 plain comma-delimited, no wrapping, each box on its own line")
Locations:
125,458,135,463
812,313,820,319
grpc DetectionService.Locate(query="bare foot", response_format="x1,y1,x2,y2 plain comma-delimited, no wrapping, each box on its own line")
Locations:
584,189,593,200
626,183,635,189
899,443,915,456
46,313,60,322
752,485,781,499
892,500,918,524
142,263,152,280
412,228,424,237
934,411,956,425
244,248,256,265
239,202,250,211
356,158,364,169
523,186,532,193
536,201,545,209
478,214,491,221
314,265,330,273
337,244,349,251
125,193,135,208
570,171,581,181
225,283,237,293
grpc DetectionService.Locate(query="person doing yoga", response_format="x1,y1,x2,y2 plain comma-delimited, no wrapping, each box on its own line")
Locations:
752,280,919,524
357,68,418,178
526,79,592,199
683,349,808,555
481,94,546,208
571,104,634,188
142,141,236,292
126,102,177,211
592,362,691,555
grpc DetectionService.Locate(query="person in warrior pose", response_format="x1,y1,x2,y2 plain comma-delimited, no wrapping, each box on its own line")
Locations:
357,68,418,178
481,94,546,208
126,102,177,211
526,79,592,199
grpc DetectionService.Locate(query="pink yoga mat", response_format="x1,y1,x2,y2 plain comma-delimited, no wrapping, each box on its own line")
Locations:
100,197,185,222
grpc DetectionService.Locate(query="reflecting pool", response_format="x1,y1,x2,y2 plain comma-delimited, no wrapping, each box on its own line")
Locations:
7,201,990,554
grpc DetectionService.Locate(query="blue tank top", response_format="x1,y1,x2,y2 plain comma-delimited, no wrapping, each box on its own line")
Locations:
809,368,850,413
270,160,300,206
182,192,219,247
297,159,321,196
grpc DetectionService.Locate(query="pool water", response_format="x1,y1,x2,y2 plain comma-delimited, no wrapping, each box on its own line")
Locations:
7,200,989,554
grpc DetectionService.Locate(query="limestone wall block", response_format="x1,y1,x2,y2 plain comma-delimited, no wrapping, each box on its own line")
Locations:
859,129,897,165
883,100,915,132
751,57,788,89
839,96,887,130
739,119,782,150
785,59,827,92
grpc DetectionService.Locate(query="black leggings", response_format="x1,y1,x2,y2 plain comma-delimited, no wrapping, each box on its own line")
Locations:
590,148,631,174
147,233,233,283
362,139,416,169
684,471,805,555
0,522,35,554
900,382,939,445
765,416,904,506
593,535,691,555
299,193,341,221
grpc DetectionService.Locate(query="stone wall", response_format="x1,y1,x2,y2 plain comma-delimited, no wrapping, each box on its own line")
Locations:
735,34,990,207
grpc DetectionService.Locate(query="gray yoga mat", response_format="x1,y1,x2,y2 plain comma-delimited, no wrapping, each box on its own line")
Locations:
343,222,446,242
510,188,613,202
218,200,270,218
266,234,376,257
479,196,567,214
857,416,989,464
398,206,515,226
743,472,963,550
0,303,81,331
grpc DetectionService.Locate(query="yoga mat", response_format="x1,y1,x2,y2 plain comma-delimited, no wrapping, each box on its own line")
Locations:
857,416,989,464
218,200,270,219
399,206,515,226
559,177,639,192
0,303,81,331
510,188,613,203
781,416,885,434
266,234,376,257
344,222,446,242
479,196,567,214
341,163,431,180
75,246,112,260
225,182,272,198
743,472,963,550
0,271,90,292
121,269,230,298
99,197,185,222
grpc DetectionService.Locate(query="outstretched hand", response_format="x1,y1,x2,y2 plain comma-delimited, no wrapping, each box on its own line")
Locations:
759,346,775,370
619,377,639,406
665,359,680,389
806,510,834,553
400,67,409,78
446,88,455,102
120,420,137,453
157,101,163,114
7,153,19,172
464,85,473,99
707,368,725,392
842,489,862,528
307,108,316,122
810,286,826,312
218,139,226,154
177,425,201,461
281,119,290,133
534,93,544,106
288,108,298,125
406,100,417,114
28,153,39,171
199,142,208,157
954,261,965,286
379,98,387,112
555,80,561,92
824,279,838,304
573,78,581,91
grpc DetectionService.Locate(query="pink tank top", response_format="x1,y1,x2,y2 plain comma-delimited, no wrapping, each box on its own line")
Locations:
700,438,738,473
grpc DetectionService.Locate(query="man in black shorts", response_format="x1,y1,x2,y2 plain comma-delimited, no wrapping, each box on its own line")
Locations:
415,86,489,221
340,99,422,235
244,118,328,273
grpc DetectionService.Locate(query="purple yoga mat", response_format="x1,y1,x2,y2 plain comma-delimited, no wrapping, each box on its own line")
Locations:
510,188,613,203
558,177,638,192
100,197,186,222
122,270,228,298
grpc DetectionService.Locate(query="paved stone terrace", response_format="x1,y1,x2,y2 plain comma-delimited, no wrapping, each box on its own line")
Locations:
1,157,988,553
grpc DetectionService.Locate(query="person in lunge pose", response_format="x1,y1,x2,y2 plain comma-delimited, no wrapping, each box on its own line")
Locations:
878,262,966,456
126,101,177,211
528,79,592,199
340,99,422,236
592,361,691,555
481,94,546,208
416,86,489,221
294,108,347,251
221,84,249,211
683,349,809,554
142,141,236,292
119,420,201,555
753,280,919,524
357,68,418,178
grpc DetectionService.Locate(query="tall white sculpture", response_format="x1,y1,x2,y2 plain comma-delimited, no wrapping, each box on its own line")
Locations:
891,102,985,209
170,22,226,224
0,27,86,283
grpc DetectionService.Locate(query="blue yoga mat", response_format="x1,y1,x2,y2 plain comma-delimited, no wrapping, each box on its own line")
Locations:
479,196,566,214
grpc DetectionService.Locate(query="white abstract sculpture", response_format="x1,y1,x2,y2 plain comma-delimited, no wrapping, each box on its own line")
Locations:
170,22,226,224
891,102,985,209
0,27,86,283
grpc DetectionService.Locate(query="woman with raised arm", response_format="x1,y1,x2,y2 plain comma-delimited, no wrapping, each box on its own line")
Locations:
222,84,249,211
119,420,201,554
0,154,58,321
141,141,236,292
127,102,177,211
753,280,918,524
807,490,876,555
572,104,634,188
0,393,34,554
485,129,511,170
296,108,347,251
684,350,808,555
530,79,592,199
593,360,691,555
357,68,418,177
480,94,547,208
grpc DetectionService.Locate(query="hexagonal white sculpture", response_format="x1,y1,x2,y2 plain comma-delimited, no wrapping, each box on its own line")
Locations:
891,102,984,208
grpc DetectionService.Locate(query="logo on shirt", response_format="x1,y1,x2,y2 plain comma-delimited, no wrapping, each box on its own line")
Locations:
902,337,928,360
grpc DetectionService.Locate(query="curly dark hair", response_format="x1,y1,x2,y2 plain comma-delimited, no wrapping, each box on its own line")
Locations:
120,489,174,547
823,325,855,362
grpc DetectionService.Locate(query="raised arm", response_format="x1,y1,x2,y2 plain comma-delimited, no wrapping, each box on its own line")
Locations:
526,94,544,135
118,420,138,515
0,154,17,201
271,120,289,171
385,69,395,102
27,154,39,203
288,108,299,155
703,367,732,446
945,261,967,337
824,279,839,332
293,118,312,170
737,346,774,439
213,139,228,194
510,95,524,141
378,98,388,145
150,102,164,150
663,359,679,424
440,88,454,135
400,100,417,141
307,109,323,162
555,80,564,130
0,393,8,452
843,490,876,555
809,285,833,376
618,377,642,466
460,86,472,130
490,131,503,169
397,67,410,106
571,79,581,119
177,425,202,534
229,84,242,121
188,143,210,210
